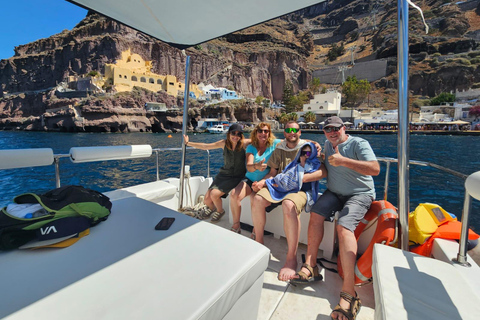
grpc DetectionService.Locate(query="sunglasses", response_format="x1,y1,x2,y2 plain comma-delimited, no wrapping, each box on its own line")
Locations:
324,126,343,133
300,150,312,157
284,127,300,134
257,129,270,134
230,131,242,137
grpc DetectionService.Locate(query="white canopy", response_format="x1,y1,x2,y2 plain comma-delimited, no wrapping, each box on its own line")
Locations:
68,0,323,48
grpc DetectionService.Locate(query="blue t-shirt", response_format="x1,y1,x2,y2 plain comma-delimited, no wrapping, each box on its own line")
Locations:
245,139,281,182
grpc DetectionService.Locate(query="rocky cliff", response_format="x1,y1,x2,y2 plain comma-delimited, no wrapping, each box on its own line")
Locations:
0,11,311,100
1,0,479,132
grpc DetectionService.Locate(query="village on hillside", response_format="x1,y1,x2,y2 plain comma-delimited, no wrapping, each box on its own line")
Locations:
9,47,478,133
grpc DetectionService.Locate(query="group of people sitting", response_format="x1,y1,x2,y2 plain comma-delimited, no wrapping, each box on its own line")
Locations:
184,116,380,320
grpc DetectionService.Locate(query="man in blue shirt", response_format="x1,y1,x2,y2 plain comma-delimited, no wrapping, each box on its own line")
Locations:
292,116,380,320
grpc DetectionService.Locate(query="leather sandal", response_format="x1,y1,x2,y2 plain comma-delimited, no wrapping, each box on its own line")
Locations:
210,210,225,223
290,263,323,284
230,222,241,234
331,291,362,320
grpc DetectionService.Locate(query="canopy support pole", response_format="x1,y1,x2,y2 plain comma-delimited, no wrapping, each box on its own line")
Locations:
397,0,410,251
179,53,191,210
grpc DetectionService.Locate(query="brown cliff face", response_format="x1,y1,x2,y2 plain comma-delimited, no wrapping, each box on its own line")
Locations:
0,11,309,131
0,12,310,101
1,0,479,132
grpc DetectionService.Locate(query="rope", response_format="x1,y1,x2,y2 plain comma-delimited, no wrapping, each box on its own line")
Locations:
178,171,207,217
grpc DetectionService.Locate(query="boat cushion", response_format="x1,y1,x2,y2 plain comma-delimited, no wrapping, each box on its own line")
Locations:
104,180,177,202
0,197,270,319
372,243,480,320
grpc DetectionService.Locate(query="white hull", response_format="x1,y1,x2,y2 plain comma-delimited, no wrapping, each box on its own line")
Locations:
207,125,229,134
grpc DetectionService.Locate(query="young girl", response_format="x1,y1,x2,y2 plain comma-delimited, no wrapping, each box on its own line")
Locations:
265,142,321,212
184,123,246,222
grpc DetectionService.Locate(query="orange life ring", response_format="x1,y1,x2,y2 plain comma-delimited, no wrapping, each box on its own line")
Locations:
338,200,398,285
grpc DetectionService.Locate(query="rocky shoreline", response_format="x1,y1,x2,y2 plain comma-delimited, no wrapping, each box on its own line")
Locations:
0,88,269,133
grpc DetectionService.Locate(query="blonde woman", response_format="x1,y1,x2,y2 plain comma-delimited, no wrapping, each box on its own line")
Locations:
184,123,246,222
229,122,281,233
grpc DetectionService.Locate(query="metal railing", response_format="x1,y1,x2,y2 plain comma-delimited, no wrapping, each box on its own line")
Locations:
377,157,474,266
51,147,211,188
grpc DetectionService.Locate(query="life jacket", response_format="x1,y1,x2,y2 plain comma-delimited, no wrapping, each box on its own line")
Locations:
409,203,479,257
408,203,455,246
411,220,479,257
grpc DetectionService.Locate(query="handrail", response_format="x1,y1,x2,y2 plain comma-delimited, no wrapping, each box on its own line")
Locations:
51,147,211,188
376,156,474,266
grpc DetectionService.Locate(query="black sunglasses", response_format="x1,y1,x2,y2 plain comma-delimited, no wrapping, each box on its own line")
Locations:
284,127,300,134
257,129,270,134
324,126,343,133
230,131,242,137
300,150,312,157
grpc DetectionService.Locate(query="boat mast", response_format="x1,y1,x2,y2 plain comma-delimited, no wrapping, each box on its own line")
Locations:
397,0,410,250
179,53,191,210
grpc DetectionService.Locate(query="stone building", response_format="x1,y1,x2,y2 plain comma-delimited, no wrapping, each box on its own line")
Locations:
104,49,202,98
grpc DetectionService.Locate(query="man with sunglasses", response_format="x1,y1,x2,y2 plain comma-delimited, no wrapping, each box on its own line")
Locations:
291,116,379,320
251,120,323,282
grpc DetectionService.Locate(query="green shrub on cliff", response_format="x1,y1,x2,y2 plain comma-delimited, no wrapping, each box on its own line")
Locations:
430,92,455,106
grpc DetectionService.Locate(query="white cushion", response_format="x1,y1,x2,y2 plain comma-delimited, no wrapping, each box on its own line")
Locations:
0,148,54,169
105,180,177,202
0,197,270,319
372,243,480,320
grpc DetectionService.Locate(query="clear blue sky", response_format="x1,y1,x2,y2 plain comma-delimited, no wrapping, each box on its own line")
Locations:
0,0,87,60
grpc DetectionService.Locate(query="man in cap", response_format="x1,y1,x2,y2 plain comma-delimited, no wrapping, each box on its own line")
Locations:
292,116,380,320
250,120,325,281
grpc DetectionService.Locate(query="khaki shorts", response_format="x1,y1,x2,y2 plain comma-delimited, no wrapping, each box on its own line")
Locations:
256,188,307,214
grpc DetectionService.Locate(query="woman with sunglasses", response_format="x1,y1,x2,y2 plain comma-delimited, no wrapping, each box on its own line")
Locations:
184,123,247,223
229,122,281,233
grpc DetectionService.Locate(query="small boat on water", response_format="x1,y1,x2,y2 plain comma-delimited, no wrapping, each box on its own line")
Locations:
207,124,229,134
1,0,480,319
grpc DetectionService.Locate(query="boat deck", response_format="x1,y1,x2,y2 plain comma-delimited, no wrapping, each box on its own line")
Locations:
213,218,376,320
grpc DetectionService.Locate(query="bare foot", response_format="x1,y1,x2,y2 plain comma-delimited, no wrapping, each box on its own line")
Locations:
278,258,297,282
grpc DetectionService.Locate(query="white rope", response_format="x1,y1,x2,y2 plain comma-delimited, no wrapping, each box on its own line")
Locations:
407,0,429,34
178,172,208,217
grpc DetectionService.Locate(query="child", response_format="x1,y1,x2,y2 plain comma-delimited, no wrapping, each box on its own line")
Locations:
265,142,321,212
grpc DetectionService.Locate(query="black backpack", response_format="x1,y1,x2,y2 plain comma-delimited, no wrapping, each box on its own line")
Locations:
0,185,112,250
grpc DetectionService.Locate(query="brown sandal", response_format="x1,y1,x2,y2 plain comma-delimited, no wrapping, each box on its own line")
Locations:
331,291,362,320
290,263,323,284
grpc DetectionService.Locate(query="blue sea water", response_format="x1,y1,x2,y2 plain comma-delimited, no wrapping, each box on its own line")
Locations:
1,130,479,231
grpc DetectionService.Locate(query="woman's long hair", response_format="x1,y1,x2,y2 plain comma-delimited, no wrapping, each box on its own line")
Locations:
250,122,276,149
225,131,244,151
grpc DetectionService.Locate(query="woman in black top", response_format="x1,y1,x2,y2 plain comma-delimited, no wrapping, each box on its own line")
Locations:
184,123,247,223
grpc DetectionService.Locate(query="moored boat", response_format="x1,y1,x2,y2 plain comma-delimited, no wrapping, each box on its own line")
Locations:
207,124,229,134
